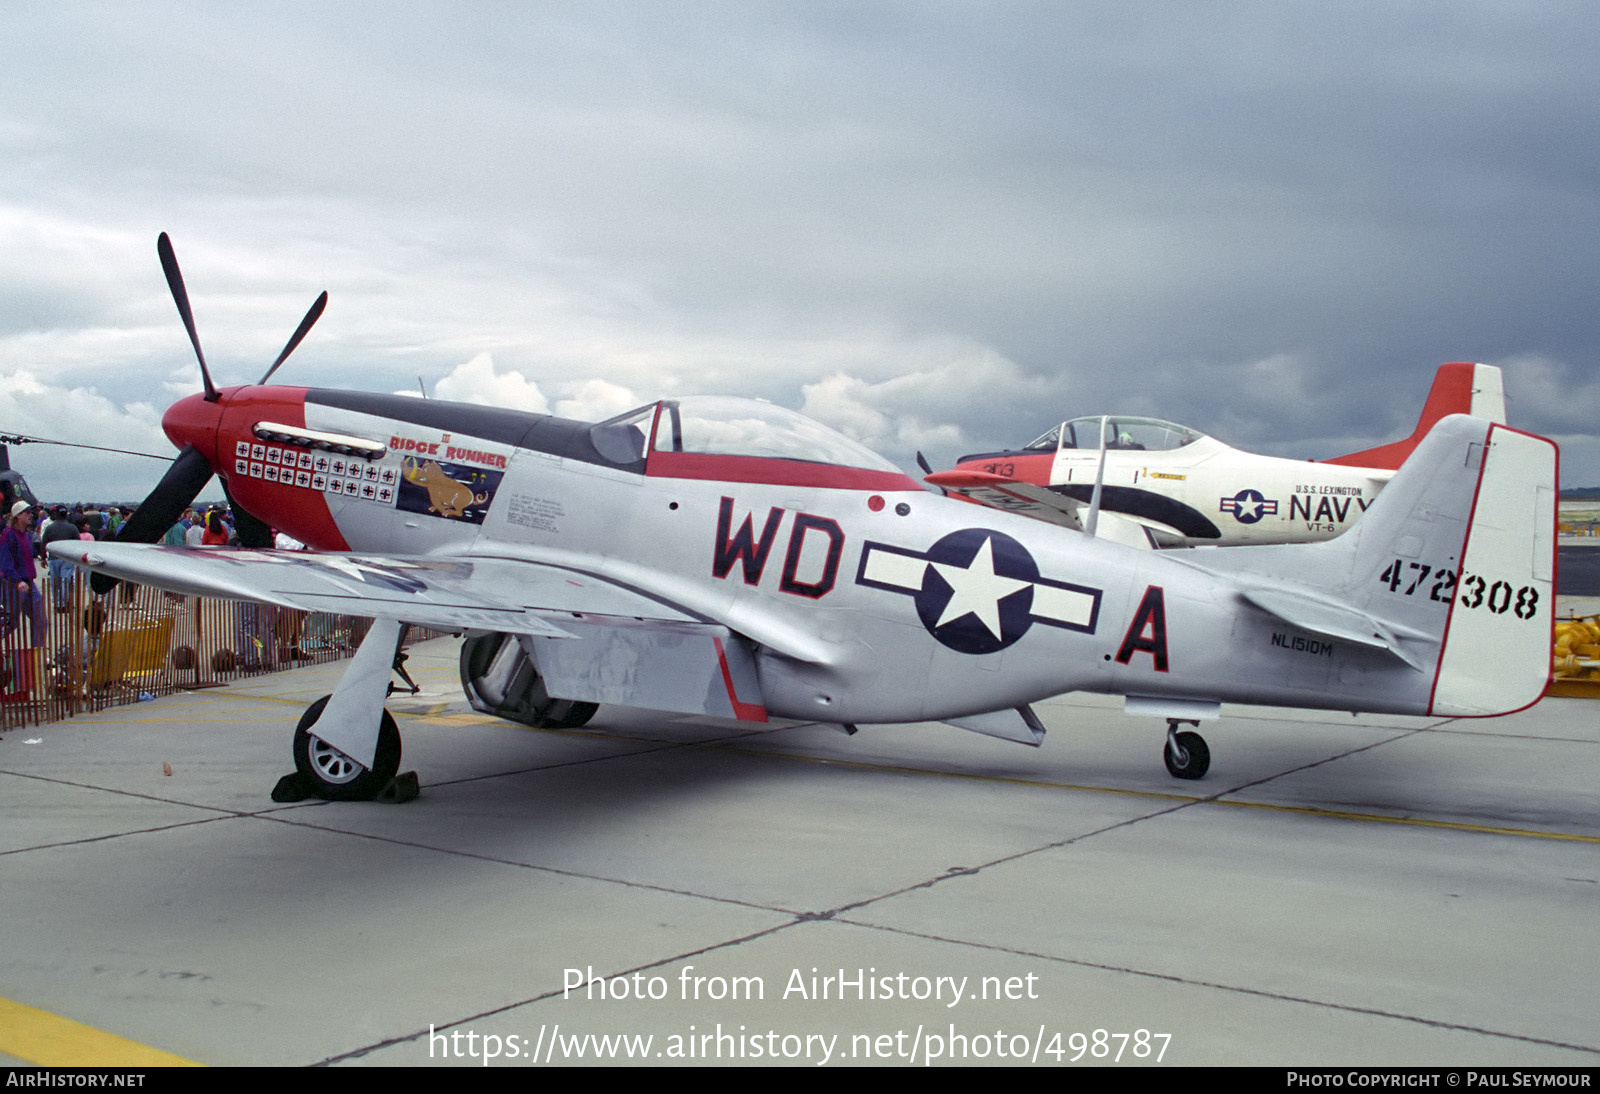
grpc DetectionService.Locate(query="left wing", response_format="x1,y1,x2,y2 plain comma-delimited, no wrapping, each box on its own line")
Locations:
49,542,770,721
50,542,705,636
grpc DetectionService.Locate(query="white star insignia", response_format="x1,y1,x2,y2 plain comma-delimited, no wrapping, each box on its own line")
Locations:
929,536,1030,639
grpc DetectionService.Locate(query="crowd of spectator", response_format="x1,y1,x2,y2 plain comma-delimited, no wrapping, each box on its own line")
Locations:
1,499,300,646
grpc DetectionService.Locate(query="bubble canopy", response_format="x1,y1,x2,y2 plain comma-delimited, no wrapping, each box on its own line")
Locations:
1023,416,1205,453
592,396,904,474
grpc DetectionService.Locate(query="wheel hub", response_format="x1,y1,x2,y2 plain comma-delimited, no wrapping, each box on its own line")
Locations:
305,735,365,784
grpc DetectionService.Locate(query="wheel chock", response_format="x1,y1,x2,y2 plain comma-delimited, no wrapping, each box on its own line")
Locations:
270,771,314,803
376,771,420,804
273,768,418,804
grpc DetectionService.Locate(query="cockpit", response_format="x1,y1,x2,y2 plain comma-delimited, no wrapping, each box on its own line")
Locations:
590,396,909,484
1023,416,1204,454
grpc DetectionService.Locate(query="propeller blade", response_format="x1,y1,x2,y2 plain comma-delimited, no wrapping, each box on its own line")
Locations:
258,291,328,385
90,445,214,594
222,480,275,548
157,232,219,402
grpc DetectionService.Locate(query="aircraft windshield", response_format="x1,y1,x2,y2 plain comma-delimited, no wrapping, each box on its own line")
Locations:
589,405,655,464
651,396,902,471
1023,425,1061,452
1053,416,1204,452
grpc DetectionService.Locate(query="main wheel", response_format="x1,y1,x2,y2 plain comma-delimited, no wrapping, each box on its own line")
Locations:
293,694,402,801
535,697,598,729
1163,729,1210,780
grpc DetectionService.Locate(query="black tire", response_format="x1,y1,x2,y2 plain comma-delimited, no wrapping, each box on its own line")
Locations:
1164,729,1210,780
293,694,402,801
540,699,598,729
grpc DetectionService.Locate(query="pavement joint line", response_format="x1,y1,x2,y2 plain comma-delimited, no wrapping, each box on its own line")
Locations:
0,766,257,812
0,813,241,858
0,770,334,857
831,919,1600,1058
312,921,801,1066
255,809,804,919
820,796,1202,919
0,996,203,1067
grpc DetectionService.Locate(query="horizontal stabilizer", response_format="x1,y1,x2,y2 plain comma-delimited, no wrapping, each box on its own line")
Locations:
1238,585,1428,670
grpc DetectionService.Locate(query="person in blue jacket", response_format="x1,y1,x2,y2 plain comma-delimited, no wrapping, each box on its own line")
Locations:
2,501,45,644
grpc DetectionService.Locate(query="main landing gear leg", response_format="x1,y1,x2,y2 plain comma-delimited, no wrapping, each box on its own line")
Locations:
271,618,419,803
1163,718,1210,780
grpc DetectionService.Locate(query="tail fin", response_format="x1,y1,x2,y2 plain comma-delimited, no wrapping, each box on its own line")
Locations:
1197,414,1555,717
1427,421,1556,715
1326,362,1506,470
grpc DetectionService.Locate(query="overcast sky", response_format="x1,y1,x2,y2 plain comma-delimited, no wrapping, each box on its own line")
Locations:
3,1,1598,503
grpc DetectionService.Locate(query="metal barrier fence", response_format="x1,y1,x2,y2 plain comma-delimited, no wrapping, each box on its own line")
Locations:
1,571,444,731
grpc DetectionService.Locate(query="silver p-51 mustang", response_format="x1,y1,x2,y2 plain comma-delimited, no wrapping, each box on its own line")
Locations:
53,237,1557,800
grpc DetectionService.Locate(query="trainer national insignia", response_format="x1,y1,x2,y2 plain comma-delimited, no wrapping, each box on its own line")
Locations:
1220,488,1279,525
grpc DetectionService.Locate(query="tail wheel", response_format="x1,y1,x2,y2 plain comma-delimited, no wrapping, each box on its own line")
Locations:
293,694,402,801
1163,728,1210,780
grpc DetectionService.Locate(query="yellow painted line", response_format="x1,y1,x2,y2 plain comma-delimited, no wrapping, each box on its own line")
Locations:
1218,797,1600,843
0,997,201,1067
414,712,498,725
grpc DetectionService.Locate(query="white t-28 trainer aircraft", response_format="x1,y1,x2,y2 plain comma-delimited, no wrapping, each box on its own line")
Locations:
52,237,1556,801
935,362,1507,547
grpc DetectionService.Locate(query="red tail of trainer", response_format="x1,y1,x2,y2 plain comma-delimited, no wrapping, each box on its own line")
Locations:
1326,362,1506,470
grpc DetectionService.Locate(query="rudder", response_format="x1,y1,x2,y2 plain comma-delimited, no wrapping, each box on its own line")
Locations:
1429,423,1556,716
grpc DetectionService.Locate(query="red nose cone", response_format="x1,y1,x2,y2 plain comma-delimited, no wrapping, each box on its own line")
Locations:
162,391,223,465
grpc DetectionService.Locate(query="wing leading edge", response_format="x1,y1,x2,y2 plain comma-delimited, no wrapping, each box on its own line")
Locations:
50,542,708,636
51,542,771,722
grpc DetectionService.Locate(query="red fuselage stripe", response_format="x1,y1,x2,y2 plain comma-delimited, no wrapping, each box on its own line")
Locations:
647,451,919,492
